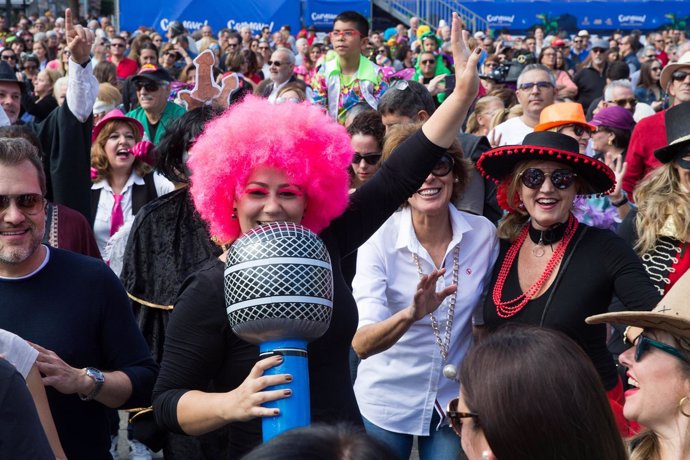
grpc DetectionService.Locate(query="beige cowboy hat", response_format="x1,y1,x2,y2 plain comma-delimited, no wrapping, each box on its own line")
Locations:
660,51,690,90
586,270,690,339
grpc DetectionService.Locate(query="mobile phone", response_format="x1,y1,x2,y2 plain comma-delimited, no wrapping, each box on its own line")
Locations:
445,75,456,94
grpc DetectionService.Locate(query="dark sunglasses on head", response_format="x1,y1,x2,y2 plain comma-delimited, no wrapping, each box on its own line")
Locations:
632,334,690,365
672,70,690,82
352,152,382,165
447,398,479,437
608,97,637,107
520,168,577,190
557,124,589,137
432,154,455,177
0,193,45,215
518,81,553,91
135,81,160,92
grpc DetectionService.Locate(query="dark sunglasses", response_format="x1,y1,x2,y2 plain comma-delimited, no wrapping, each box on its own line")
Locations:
650,66,662,71
557,124,589,137
1,54,16,61
672,70,690,82
421,59,436,65
432,154,455,177
608,97,637,107
0,193,45,215
352,152,382,165
268,60,287,67
520,168,577,190
447,398,479,437
258,46,270,50
633,334,690,365
135,81,160,92
518,81,553,91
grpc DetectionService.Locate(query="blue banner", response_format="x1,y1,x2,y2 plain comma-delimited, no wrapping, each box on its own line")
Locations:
119,0,301,36
465,1,690,32
304,0,372,29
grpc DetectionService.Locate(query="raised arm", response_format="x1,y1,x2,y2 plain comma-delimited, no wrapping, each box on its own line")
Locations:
64,8,98,122
421,12,481,148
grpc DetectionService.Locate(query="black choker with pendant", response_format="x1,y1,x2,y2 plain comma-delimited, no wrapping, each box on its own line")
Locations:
528,221,567,257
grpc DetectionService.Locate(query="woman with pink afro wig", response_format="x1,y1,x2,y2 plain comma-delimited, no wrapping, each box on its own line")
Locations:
187,95,352,245
153,13,483,455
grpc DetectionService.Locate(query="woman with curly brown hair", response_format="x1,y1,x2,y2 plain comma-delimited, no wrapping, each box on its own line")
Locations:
90,110,173,260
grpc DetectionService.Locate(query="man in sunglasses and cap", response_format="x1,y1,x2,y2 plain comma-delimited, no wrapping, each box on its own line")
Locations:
0,9,98,222
126,64,185,145
622,51,690,198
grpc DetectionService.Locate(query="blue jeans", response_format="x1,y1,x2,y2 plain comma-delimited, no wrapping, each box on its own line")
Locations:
362,410,464,460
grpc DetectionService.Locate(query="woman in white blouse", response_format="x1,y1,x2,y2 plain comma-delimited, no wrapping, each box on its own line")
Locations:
352,123,499,460
90,109,174,262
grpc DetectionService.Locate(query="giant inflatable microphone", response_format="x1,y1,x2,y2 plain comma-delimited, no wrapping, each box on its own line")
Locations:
224,222,333,441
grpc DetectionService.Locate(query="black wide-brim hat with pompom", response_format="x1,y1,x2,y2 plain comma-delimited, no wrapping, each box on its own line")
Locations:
654,101,690,164
477,131,615,195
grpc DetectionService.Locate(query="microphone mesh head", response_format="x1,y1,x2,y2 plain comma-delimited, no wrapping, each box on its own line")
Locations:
224,222,333,344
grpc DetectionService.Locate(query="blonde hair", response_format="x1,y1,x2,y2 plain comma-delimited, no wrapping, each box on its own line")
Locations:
383,122,472,204
490,104,523,131
91,120,149,182
97,82,122,107
36,69,61,98
466,95,503,135
633,163,690,254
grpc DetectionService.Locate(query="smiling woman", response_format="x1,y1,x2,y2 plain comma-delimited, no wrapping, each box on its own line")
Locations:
476,131,660,436
90,110,174,261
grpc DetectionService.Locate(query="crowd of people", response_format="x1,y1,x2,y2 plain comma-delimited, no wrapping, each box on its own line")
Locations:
1,6,690,460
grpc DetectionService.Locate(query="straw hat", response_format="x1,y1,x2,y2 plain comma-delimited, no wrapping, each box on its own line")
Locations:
586,270,690,339
660,51,690,90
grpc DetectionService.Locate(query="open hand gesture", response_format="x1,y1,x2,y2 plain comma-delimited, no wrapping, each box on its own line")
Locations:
410,269,457,322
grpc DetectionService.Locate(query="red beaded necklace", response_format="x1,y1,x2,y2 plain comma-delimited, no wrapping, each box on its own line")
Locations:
493,214,579,318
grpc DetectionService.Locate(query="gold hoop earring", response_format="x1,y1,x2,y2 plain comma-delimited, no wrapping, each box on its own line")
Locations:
679,396,690,417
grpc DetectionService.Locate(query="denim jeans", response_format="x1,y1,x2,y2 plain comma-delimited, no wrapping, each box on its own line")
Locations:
362,410,464,460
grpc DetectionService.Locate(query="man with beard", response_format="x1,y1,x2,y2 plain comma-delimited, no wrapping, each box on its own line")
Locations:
0,138,157,459
573,39,609,110
623,52,690,197
487,64,556,146
126,65,185,144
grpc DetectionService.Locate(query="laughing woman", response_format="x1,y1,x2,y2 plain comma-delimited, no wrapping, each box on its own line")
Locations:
351,123,498,460
476,131,660,434
90,110,173,261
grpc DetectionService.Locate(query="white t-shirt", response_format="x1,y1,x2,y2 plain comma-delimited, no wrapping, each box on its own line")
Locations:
0,329,38,379
487,116,533,146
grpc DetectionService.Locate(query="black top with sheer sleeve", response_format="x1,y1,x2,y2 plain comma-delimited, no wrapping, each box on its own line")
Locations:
152,129,447,457
482,224,661,390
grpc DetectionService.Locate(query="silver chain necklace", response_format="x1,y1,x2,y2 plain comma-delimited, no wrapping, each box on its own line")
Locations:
412,244,460,365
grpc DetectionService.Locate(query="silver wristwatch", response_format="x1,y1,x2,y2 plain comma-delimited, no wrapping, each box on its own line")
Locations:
79,367,105,401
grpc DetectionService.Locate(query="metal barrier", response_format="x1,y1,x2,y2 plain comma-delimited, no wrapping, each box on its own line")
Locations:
374,0,488,33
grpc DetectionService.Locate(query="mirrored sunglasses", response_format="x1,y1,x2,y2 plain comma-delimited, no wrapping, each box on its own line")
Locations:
520,168,577,190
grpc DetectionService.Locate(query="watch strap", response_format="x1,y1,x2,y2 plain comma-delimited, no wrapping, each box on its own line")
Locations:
79,367,105,401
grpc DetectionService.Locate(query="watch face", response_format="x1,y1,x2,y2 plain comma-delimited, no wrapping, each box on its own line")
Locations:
86,367,105,383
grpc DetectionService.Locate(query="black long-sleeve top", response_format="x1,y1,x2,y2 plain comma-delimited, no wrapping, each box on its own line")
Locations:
152,129,447,457
482,224,661,390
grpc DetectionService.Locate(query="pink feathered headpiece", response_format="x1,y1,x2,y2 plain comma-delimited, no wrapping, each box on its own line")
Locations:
188,96,353,244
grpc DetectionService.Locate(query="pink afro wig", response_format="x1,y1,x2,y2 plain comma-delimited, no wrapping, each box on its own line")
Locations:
189,95,353,244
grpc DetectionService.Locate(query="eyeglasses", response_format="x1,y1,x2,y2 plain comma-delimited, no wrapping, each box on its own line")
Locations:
645,54,657,59
421,59,436,65
258,46,270,50
0,193,46,216
135,81,160,92
650,66,662,72
632,334,690,365
268,60,287,67
607,97,637,108
329,29,361,39
352,152,382,165
517,81,554,91
591,48,606,54
520,168,577,190
447,398,479,437
227,43,239,48
672,70,690,82
557,124,589,137
432,154,455,177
